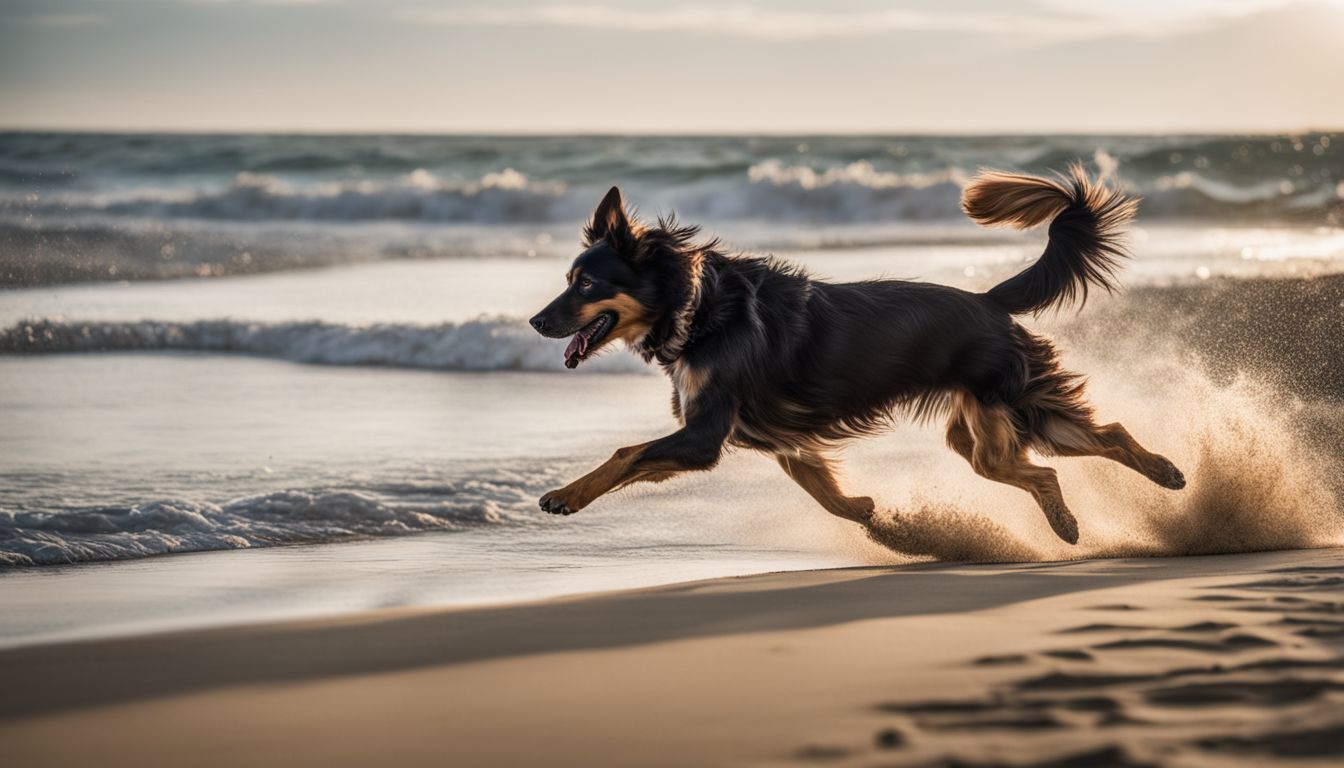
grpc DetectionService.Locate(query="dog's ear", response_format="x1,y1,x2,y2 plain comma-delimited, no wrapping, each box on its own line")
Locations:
584,186,637,253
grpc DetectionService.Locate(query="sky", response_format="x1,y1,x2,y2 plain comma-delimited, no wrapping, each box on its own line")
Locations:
2,0,1343,133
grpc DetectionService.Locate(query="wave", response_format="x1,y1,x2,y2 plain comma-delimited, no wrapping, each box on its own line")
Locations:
0,318,654,374
0,483,523,567
18,169,578,224
677,161,968,222
702,159,1339,224
4,161,1340,226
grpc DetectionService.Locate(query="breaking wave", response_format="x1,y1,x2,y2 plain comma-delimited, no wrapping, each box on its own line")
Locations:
5,158,1340,226
0,317,654,374
0,482,527,567
12,169,577,224
3,164,969,224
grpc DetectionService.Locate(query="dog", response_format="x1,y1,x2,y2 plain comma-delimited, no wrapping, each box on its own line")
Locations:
528,167,1186,543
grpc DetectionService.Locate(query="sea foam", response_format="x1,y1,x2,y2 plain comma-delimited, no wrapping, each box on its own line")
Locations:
4,154,1339,225
0,318,655,374
0,481,534,567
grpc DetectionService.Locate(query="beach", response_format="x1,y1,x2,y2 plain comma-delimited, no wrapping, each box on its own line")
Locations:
7,0,1344,754
5,547,1343,767
2,133,1342,764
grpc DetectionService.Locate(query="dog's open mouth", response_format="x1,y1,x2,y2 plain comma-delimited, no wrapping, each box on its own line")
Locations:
563,312,615,369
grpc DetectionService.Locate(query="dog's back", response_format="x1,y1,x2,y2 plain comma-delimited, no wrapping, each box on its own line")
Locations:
698,270,1023,450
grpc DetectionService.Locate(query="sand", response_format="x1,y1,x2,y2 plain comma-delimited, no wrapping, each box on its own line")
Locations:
3,547,1342,767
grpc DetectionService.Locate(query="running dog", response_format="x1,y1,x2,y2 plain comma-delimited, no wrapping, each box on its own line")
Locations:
528,167,1185,543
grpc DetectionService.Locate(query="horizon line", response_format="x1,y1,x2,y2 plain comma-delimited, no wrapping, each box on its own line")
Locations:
4,126,1343,138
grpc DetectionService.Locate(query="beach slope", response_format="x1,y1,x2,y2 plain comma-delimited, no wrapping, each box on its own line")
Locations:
4,548,1343,767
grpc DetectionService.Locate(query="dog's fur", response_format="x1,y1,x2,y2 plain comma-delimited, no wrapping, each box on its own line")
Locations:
529,167,1185,543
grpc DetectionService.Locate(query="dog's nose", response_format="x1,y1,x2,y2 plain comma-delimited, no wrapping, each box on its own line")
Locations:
529,315,548,333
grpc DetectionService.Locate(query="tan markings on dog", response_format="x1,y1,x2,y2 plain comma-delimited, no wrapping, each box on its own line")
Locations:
543,442,697,513
961,171,1071,229
1038,418,1095,455
776,452,874,523
669,359,708,423
948,391,1078,543
1045,420,1184,489
613,469,676,492
576,291,652,345
729,416,838,459
664,249,704,358
954,392,1020,468
547,442,649,512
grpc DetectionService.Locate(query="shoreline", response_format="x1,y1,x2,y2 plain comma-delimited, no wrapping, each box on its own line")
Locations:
5,547,1342,766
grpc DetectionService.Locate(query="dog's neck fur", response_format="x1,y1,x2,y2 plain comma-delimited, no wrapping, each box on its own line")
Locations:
632,248,706,366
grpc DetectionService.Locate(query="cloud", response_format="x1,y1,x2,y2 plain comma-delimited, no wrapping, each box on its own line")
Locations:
24,13,108,27
1036,0,1297,24
394,1,1330,41
394,4,1126,41
187,0,333,6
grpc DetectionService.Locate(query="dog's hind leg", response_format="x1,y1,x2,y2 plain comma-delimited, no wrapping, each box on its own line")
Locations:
1037,418,1186,490
946,413,975,463
1011,330,1185,491
951,397,1079,544
776,453,875,524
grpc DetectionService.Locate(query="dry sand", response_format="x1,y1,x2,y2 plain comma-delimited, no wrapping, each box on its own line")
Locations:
3,547,1343,767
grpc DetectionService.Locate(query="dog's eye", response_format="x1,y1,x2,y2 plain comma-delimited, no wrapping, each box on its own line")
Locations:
579,277,594,290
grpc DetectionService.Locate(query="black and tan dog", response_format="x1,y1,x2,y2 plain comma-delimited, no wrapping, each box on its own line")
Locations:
529,167,1185,543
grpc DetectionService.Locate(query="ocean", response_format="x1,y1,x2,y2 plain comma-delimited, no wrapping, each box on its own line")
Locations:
3,133,1341,285
1,133,1341,646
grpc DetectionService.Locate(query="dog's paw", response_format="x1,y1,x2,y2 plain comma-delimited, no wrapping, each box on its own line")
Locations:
1042,500,1079,545
539,489,579,516
1149,457,1186,490
847,496,876,523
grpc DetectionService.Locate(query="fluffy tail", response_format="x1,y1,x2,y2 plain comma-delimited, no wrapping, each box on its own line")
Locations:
962,164,1137,315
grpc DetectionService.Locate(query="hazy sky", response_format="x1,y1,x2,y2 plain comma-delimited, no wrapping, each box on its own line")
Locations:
2,0,1343,133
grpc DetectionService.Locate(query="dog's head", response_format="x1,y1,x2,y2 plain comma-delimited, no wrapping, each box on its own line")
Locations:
529,186,659,369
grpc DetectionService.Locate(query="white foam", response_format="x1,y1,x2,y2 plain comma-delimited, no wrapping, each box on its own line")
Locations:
3,168,577,224
0,485,522,567
0,317,655,374
7,164,1337,225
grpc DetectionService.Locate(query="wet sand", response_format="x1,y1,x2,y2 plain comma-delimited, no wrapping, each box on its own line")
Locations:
3,547,1342,767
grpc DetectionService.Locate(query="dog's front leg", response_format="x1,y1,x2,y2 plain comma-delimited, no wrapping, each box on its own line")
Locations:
538,442,652,515
539,390,735,516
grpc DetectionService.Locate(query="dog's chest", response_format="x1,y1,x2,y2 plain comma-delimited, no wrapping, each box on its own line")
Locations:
668,359,707,423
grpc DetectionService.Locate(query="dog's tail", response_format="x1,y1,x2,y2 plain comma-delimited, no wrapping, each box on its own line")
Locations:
962,164,1137,315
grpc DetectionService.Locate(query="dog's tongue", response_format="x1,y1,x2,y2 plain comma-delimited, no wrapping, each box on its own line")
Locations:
563,332,589,369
